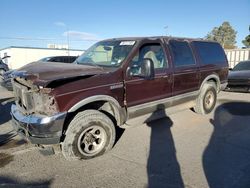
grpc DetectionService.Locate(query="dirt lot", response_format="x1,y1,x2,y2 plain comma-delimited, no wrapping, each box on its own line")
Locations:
0,86,250,188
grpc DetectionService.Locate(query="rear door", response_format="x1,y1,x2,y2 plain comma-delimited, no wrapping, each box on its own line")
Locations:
168,40,200,96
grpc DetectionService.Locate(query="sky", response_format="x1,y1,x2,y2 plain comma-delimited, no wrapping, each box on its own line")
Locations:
0,0,249,50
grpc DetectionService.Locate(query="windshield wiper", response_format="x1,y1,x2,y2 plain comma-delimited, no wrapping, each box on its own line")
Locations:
83,62,101,68
76,60,101,68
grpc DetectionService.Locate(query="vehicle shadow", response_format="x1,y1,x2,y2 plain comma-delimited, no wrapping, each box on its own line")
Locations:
0,98,26,150
203,102,250,188
0,98,14,125
0,175,53,187
146,104,184,188
0,132,17,146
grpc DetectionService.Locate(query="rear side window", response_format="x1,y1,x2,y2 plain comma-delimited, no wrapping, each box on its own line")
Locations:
70,57,76,63
50,57,62,62
169,40,195,67
192,41,226,65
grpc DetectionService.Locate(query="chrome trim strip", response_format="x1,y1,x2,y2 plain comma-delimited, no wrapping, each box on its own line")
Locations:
57,82,123,97
127,90,199,119
199,66,228,72
68,95,121,113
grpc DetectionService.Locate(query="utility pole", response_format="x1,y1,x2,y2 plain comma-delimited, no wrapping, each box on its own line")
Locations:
66,25,70,56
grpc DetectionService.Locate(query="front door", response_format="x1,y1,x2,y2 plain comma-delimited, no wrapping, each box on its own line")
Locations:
124,40,173,112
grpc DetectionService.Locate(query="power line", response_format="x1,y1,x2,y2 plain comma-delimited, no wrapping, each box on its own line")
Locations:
0,36,99,42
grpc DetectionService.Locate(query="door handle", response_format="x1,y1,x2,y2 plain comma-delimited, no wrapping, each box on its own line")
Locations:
163,75,172,83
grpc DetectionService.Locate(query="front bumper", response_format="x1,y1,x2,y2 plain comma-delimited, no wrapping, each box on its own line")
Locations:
0,78,13,91
11,104,67,145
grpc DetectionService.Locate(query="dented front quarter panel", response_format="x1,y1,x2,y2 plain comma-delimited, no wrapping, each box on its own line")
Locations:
51,69,125,112
11,62,113,115
12,64,125,117
12,77,59,116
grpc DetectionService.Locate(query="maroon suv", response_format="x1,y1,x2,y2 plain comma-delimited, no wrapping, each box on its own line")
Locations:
11,37,228,160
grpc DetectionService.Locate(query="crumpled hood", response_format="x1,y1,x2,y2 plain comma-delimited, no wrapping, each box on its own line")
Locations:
13,62,106,87
228,70,250,80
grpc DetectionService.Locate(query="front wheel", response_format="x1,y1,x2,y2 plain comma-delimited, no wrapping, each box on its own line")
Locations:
194,82,217,115
0,69,5,83
62,110,116,160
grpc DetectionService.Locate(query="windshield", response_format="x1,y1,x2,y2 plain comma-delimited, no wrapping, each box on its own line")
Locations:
76,40,136,67
233,61,250,71
39,57,52,62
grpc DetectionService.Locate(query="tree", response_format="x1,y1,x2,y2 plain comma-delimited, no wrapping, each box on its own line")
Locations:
242,25,250,48
206,22,237,49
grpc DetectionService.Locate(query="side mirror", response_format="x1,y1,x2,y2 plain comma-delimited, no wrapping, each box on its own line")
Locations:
141,58,155,79
126,58,155,79
126,63,140,77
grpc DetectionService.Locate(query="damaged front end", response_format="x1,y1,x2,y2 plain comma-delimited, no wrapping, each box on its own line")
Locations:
12,77,58,116
11,77,67,145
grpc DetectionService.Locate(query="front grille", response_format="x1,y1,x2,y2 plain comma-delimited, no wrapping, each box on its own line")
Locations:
12,80,34,112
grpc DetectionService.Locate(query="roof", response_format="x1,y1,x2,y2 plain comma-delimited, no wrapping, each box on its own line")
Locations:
103,36,206,42
0,46,84,51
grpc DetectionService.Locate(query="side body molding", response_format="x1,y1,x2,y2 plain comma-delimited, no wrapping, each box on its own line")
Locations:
68,95,126,126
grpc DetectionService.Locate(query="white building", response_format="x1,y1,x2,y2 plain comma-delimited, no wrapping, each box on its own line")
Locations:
225,48,250,68
0,46,84,69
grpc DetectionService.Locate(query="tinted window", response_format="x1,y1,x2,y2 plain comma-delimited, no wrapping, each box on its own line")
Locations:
50,57,62,62
69,57,77,63
193,41,226,65
62,57,69,63
169,41,195,67
233,61,250,71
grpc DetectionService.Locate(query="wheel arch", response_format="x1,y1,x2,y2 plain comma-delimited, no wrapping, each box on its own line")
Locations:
67,95,126,127
200,74,220,93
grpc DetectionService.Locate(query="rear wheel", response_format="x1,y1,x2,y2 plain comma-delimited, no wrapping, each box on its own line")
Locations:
62,110,116,160
194,82,217,115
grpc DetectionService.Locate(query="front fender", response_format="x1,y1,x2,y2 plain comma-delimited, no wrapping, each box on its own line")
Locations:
68,95,126,126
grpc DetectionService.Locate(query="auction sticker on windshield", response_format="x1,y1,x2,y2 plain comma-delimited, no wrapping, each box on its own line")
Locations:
120,41,135,45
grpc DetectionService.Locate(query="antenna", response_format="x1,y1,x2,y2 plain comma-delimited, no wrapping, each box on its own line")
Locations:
164,26,168,36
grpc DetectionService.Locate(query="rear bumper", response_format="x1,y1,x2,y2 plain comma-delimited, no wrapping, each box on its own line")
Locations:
11,104,67,145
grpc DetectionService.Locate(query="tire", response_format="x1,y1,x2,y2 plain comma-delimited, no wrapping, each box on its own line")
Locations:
194,82,217,115
62,110,116,160
0,69,5,83
0,69,5,75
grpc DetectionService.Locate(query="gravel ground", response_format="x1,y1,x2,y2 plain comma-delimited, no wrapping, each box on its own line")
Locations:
0,86,250,188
